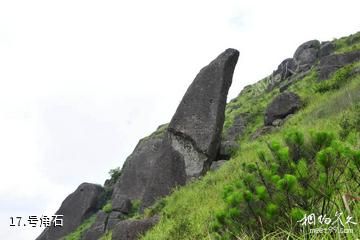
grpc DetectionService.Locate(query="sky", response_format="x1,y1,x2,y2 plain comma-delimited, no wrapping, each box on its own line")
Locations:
0,0,359,239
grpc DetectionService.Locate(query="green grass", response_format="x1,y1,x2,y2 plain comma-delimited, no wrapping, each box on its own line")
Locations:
99,230,112,240
102,202,112,213
62,215,96,240
334,32,360,54
141,60,360,239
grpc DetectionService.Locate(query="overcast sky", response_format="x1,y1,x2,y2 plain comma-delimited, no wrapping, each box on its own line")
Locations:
0,0,359,239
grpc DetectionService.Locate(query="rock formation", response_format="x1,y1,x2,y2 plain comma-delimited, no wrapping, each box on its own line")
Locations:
141,48,239,208
36,183,104,240
293,40,320,72
166,48,240,178
111,131,165,212
319,50,360,80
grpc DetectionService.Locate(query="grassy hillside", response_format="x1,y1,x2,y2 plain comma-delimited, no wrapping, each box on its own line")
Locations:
62,32,360,240
140,36,360,239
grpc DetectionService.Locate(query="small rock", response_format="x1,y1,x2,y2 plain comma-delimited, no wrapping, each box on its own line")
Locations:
210,160,228,171
225,114,249,142
111,216,159,240
264,92,301,126
272,119,284,127
218,141,238,160
250,126,275,140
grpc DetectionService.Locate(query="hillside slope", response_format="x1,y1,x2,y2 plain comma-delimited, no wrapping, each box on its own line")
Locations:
57,31,360,240
140,32,360,240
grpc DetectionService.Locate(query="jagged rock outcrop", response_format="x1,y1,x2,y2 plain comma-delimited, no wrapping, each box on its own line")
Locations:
36,183,104,240
264,92,301,126
318,50,360,80
268,40,320,91
37,48,239,240
111,216,159,240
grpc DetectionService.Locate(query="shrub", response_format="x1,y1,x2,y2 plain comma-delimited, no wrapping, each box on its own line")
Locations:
316,65,353,93
212,130,360,239
102,202,112,213
339,103,360,140
108,167,122,183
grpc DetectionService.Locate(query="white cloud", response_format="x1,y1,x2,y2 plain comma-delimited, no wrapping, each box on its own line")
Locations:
0,0,359,239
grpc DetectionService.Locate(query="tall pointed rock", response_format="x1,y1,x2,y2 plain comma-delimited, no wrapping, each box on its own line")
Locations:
167,48,239,178
141,48,239,208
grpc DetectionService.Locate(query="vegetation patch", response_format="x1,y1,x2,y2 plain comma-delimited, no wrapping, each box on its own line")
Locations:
62,215,96,240
212,130,359,239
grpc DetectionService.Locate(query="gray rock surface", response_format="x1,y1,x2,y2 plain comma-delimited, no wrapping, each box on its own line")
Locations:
106,211,125,231
140,135,187,208
218,141,238,160
293,40,320,72
264,92,301,126
36,183,104,240
274,58,297,80
319,41,335,58
225,113,249,142
210,160,228,171
167,48,239,177
219,113,248,159
111,132,164,211
111,216,159,240
83,211,108,240
250,126,275,140
141,48,239,208
318,50,360,80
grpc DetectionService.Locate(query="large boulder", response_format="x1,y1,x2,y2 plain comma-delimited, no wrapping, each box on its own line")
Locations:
111,216,159,240
318,50,360,80
167,48,239,178
111,131,164,211
141,48,239,208
293,40,320,72
36,183,104,240
264,92,301,126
